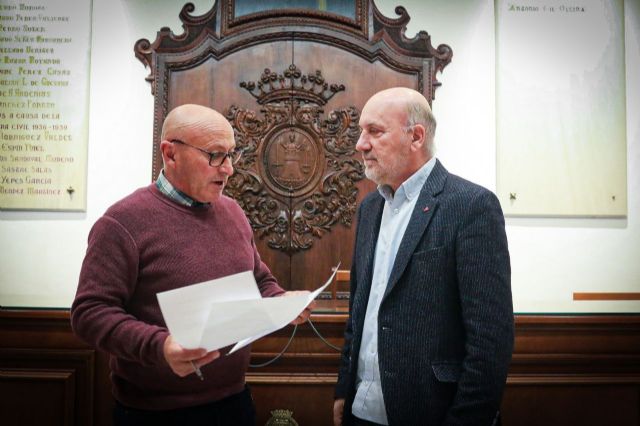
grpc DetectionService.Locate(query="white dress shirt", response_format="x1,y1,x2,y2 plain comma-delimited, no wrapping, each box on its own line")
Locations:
351,157,436,424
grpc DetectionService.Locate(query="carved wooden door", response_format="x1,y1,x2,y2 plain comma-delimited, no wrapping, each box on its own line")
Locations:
135,0,451,297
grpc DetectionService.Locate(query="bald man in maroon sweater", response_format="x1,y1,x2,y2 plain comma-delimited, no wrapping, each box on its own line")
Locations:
71,104,313,426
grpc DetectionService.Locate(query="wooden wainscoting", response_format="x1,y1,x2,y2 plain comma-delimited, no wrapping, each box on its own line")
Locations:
1,310,639,426
0,310,112,426
503,315,640,426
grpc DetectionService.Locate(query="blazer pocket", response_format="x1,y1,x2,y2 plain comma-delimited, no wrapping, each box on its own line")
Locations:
431,362,462,383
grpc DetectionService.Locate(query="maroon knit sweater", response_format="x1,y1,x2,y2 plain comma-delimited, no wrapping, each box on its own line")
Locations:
71,184,284,410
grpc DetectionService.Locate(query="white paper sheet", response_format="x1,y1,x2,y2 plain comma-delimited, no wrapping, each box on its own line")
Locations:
157,265,339,352
227,266,339,354
156,270,261,349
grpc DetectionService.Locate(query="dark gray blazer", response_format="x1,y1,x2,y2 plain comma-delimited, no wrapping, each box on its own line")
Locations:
336,160,514,426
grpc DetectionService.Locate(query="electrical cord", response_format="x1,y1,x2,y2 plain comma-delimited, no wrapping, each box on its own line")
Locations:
307,318,342,351
248,317,343,368
249,324,298,368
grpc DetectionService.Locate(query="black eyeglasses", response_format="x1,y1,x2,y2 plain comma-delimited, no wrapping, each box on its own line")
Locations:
170,139,242,167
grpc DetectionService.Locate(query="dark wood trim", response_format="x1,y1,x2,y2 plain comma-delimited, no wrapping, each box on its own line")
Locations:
507,374,640,385
2,310,640,425
574,292,640,301
0,369,76,426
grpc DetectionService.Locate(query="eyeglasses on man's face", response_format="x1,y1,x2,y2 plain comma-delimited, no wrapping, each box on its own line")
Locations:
170,139,242,167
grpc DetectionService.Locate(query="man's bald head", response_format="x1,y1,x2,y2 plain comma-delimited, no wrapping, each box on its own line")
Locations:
161,104,233,145
366,88,436,156
159,104,236,203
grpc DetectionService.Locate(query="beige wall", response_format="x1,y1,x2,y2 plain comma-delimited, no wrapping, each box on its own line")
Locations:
1,0,638,312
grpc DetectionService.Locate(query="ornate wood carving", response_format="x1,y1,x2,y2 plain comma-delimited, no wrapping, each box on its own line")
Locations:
134,0,453,290
371,5,452,95
134,2,452,99
226,65,363,253
134,1,453,180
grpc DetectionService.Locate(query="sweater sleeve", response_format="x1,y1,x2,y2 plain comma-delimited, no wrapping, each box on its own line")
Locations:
251,236,285,297
70,215,169,366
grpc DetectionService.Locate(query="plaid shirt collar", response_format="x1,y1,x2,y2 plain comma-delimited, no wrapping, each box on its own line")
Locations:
156,170,210,209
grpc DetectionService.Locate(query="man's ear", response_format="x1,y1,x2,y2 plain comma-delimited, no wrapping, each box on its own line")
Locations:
410,124,426,151
159,140,176,166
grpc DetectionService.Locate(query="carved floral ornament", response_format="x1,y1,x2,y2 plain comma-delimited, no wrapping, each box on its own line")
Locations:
225,65,364,253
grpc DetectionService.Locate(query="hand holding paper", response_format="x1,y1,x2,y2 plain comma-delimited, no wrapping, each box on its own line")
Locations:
162,334,219,378
157,264,339,355
283,290,317,325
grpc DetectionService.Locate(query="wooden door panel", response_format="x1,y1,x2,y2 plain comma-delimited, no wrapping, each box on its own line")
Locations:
136,0,452,296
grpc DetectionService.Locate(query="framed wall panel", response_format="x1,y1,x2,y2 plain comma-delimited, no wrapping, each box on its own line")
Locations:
496,0,627,217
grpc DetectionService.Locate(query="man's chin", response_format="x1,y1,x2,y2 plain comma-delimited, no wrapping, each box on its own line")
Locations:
201,187,225,203
207,192,223,202
364,168,383,185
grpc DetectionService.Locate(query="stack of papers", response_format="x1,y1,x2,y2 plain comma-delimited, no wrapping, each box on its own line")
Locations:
157,265,339,354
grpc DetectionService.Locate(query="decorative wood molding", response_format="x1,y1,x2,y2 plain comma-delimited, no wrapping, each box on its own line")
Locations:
134,1,451,95
226,65,364,253
573,292,640,301
133,0,453,180
371,4,452,88
0,369,75,426
0,348,95,425
507,374,640,385
247,372,337,385
133,3,217,93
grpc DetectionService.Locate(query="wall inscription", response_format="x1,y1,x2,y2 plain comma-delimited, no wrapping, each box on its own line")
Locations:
496,0,626,216
0,0,91,211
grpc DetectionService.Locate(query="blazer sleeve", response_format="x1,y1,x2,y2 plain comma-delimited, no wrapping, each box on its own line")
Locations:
335,203,364,400
444,189,514,425
335,292,354,399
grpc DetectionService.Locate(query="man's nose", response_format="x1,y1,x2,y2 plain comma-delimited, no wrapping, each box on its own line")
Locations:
355,133,369,152
219,157,234,175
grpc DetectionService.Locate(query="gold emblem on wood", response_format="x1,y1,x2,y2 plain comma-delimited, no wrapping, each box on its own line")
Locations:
225,65,364,253
265,408,299,425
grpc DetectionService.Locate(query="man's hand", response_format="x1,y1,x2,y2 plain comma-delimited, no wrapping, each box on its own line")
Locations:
281,291,316,325
163,335,220,377
333,398,345,426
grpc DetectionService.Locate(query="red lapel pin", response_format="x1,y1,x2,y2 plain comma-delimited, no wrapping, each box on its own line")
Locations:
423,206,430,212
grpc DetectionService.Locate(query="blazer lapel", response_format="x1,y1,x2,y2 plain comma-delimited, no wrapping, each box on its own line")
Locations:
382,160,448,300
354,194,385,308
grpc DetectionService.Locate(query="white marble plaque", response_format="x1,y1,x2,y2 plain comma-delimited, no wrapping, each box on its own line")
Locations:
496,0,626,216
0,0,92,210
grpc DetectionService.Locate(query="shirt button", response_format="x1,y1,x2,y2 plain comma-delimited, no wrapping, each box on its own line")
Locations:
394,209,399,214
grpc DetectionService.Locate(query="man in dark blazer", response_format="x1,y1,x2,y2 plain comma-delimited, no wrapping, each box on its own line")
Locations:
334,88,514,426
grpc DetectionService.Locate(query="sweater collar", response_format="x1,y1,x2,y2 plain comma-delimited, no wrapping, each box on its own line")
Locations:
156,170,210,209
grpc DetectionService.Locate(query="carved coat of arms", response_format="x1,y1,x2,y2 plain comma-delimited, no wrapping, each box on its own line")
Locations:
225,65,363,253
265,409,299,425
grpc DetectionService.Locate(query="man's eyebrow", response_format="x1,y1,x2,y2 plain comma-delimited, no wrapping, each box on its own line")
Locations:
203,140,234,151
361,122,383,130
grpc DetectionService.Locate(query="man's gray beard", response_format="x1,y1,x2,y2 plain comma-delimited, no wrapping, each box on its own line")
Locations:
364,165,383,185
